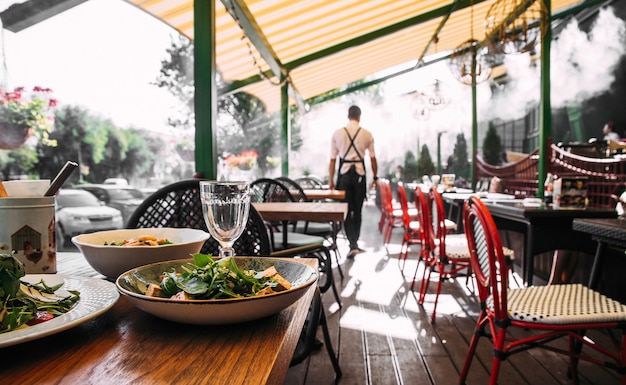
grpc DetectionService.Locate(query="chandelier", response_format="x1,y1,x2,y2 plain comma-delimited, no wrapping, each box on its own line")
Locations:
424,79,451,110
410,92,431,121
485,0,548,55
449,39,494,86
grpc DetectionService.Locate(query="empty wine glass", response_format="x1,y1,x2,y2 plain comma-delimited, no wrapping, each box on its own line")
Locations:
200,181,250,258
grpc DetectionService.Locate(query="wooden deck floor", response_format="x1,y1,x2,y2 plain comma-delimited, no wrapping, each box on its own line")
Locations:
285,201,623,385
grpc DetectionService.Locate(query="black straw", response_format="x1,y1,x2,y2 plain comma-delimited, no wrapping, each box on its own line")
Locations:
45,161,78,196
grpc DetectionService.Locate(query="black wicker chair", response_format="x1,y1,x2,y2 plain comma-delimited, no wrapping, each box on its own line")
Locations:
126,179,270,256
250,178,342,306
276,176,344,279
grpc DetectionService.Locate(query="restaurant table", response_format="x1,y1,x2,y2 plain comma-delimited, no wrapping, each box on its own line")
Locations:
300,189,345,201
483,201,617,286
441,192,517,232
252,201,348,248
572,218,626,289
1,252,317,385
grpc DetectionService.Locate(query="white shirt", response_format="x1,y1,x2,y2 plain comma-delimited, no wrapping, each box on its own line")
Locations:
330,120,376,176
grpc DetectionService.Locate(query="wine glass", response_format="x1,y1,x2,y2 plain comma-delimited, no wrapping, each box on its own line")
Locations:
200,181,250,258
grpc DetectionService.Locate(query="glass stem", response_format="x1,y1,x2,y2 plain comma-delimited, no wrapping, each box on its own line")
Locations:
219,246,235,258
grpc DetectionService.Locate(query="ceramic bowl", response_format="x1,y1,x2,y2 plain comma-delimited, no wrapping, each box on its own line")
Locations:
72,228,210,279
115,257,318,324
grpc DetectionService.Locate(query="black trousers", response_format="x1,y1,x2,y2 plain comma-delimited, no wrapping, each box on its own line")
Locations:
337,167,367,250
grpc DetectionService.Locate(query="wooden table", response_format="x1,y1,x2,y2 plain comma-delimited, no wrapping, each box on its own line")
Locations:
252,202,348,223
253,202,348,249
0,252,317,385
572,218,626,289
301,189,345,201
484,201,617,285
442,192,517,232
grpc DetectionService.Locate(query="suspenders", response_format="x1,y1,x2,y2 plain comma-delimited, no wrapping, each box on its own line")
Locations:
339,127,365,172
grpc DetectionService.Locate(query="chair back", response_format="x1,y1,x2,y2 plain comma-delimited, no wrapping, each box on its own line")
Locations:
414,186,434,256
463,196,509,321
126,179,271,256
379,179,393,217
276,176,309,202
250,178,296,202
429,187,449,257
294,176,325,189
396,183,411,228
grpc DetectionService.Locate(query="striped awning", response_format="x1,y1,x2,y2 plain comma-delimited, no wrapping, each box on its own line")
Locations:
128,0,589,112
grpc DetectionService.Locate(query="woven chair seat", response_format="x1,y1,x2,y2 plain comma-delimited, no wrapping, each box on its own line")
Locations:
488,284,626,324
437,234,515,261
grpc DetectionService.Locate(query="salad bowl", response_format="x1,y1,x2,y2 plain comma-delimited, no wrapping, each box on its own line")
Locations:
72,228,210,280
115,257,318,324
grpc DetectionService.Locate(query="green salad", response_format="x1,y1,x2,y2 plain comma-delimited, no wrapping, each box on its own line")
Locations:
154,253,291,300
0,254,80,333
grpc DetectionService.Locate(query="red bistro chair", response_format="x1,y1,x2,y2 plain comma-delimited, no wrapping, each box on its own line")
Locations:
379,178,405,247
396,183,422,272
413,186,471,322
461,196,626,385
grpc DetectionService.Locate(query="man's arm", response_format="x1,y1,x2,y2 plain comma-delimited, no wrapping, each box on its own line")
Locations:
328,158,337,190
370,157,378,187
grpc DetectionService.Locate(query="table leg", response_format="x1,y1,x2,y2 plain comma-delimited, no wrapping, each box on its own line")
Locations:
281,221,288,248
525,223,534,286
587,241,605,290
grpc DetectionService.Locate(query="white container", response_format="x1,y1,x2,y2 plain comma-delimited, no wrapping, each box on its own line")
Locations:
3,179,50,197
0,197,56,273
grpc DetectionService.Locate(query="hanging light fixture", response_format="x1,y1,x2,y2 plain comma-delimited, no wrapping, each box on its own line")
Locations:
449,0,494,86
410,92,431,120
424,79,451,110
449,40,494,85
484,0,548,55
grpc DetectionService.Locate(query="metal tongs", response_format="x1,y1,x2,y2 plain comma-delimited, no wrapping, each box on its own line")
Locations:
44,161,79,196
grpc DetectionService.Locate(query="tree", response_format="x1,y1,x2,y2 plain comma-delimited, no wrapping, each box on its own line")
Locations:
403,150,417,182
446,132,471,180
483,122,503,165
36,105,157,184
154,36,283,177
416,144,435,179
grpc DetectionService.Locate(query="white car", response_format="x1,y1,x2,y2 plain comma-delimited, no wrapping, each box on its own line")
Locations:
55,189,124,247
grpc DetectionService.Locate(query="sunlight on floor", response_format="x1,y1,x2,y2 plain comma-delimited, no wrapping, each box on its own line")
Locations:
339,305,418,340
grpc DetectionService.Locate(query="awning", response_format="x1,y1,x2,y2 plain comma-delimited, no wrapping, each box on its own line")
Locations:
128,0,587,112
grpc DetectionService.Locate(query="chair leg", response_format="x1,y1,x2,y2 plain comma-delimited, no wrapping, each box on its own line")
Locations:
459,312,486,384
430,262,446,322
319,299,342,381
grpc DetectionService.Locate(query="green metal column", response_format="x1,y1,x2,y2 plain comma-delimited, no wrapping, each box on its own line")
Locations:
537,0,551,199
194,0,218,180
471,46,478,190
281,77,289,176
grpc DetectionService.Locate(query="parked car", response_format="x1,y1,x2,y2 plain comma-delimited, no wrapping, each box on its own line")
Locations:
55,189,124,247
73,184,144,225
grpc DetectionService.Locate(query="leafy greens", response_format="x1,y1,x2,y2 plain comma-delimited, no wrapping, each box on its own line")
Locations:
160,253,282,299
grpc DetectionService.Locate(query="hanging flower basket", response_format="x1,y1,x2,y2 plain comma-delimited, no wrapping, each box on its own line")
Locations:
226,150,258,171
0,124,33,149
0,86,57,150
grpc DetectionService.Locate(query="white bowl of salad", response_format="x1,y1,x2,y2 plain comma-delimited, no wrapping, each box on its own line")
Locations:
115,254,318,324
72,228,210,280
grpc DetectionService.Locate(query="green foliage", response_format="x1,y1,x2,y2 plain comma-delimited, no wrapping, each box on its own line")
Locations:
483,122,503,165
155,36,283,177
417,144,435,178
34,105,157,184
403,150,417,183
0,254,25,302
446,133,471,179
0,146,39,179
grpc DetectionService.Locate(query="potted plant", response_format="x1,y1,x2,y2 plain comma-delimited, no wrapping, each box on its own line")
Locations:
0,86,57,149
226,150,258,171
